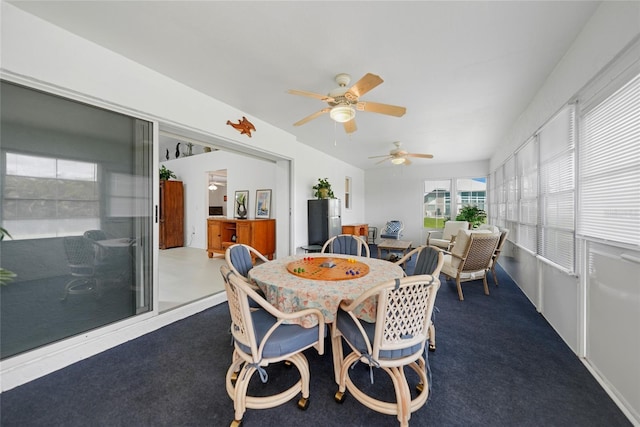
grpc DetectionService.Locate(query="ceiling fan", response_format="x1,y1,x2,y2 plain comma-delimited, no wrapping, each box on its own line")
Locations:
208,180,226,190
288,73,406,134
368,142,433,166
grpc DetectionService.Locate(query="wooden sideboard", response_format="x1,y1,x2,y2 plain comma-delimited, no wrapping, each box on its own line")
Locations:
207,218,276,259
342,224,369,240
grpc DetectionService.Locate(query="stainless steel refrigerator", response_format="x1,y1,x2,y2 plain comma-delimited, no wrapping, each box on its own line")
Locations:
307,199,341,245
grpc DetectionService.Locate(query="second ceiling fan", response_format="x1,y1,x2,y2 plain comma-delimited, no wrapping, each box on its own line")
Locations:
369,142,434,166
288,73,406,134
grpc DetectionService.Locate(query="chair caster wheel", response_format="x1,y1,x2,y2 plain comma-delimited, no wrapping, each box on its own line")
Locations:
428,344,436,352
230,419,242,427
416,383,425,394
297,397,309,410
334,391,346,403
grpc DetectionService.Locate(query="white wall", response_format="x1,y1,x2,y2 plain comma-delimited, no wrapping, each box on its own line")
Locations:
0,2,365,390
163,151,277,250
365,160,489,245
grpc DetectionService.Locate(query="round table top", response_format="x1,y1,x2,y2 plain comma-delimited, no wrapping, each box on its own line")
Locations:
249,254,404,326
286,256,370,281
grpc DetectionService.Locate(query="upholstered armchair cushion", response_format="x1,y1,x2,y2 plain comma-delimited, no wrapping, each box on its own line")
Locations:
380,220,404,240
335,309,422,360
427,220,469,249
235,309,326,358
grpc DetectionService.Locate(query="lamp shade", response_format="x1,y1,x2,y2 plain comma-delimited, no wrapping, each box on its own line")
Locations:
330,104,355,123
391,157,406,165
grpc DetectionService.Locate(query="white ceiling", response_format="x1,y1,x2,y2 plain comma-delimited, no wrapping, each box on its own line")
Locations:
9,1,601,169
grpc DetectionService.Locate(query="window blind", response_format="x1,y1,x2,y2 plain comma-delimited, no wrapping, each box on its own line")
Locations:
579,73,640,247
538,106,575,271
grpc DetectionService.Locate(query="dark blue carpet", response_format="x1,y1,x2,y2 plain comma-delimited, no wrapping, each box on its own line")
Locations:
0,251,632,426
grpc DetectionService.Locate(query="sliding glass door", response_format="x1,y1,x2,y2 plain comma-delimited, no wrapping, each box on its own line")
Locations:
0,80,153,359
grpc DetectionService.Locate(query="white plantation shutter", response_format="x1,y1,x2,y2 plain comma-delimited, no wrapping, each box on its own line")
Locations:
579,73,640,247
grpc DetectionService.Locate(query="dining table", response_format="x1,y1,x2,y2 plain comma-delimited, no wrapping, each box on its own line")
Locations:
248,253,405,384
248,253,405,327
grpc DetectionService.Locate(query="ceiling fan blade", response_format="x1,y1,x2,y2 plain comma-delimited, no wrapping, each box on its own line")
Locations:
347,73,383,99
293,108,330,126
404,158,412,166
287,89,335,103
343,119,357,134
356,101,406,117
406,153,434,159
375,158,390,165
368,154,392,159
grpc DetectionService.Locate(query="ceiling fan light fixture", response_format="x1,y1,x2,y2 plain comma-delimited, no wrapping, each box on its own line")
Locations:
329,104,355,123
208,183,218,190
391,157,406,165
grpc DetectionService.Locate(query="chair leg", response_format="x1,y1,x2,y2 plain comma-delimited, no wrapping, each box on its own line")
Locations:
428,323,436,352
492,265,499,286
456,276,464,301
483,275,490,296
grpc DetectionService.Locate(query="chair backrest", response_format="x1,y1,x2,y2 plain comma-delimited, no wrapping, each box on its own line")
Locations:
63,236,97,277
450,229,500,273
492,228,510,262
442,221,469,240
412,246,444,277
83,229,107,241
226,244,254,278
220,265,258,357
321,234,370,257
380,220,404,239
341,274,440,366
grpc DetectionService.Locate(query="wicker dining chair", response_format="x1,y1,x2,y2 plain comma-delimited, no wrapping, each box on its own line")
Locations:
395,245,444,351
321,234,370,257
220,265,326,427
332,274,440,427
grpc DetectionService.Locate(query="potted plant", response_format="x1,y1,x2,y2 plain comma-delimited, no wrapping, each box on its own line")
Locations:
159,165,176,180
1,227,16,286
312,178,335,199
455,205,487,228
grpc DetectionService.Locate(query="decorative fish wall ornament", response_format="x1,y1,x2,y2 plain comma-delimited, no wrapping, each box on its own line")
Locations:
226,116,256,137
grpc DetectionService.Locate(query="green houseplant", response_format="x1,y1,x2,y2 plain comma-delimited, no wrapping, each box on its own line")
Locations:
455,205,487,228
312,178,335,199
1,226,17,286
159,165,176,180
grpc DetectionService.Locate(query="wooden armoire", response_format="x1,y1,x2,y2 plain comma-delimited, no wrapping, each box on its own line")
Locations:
159,180,184,249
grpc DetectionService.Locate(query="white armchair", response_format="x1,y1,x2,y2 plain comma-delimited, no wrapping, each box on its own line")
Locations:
426,220,469,250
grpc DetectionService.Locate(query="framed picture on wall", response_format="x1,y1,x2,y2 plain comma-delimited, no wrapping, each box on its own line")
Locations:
255,189,272,219
235,190,249,219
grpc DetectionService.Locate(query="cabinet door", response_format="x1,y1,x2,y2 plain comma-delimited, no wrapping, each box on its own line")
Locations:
236,221,252,245
208,220,222,250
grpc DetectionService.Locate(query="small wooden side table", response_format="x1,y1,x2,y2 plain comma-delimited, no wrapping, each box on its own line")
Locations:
342,224,369,240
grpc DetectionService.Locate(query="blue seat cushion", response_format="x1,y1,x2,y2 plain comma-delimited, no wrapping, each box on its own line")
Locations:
412,247,440,275
336,308,422,360
229,245,254,277
236,309,326,359
332,235,361,255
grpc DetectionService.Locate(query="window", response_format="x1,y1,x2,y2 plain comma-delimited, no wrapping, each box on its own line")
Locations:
3,153,100,239
424,180,451,229
489,104,576,271
0,80,153,359
344,176,351,210
538,106,575,270
578,73,640,247
456,177,487,212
